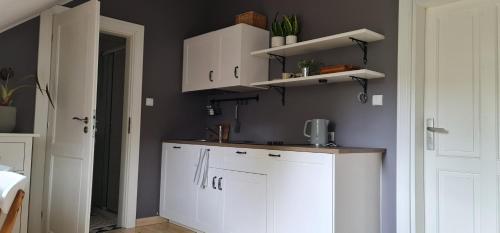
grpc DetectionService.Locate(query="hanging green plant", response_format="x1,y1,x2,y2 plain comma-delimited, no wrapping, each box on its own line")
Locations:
0,67,54,107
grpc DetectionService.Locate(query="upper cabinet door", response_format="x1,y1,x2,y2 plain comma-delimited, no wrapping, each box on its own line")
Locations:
218,26,242,88
182,24,268,92
183,32,219,92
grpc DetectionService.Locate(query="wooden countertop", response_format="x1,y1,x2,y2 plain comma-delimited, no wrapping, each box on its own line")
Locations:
164,140,386,155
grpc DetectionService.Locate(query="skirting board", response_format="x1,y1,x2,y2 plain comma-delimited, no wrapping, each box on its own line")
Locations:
135,216,168,227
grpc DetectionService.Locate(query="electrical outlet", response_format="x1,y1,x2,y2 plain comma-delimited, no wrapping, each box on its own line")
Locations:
372,95,383,106
145,98,154,107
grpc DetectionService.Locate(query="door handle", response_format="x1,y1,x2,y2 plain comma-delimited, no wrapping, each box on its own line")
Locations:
218,177,223,191
72,117,89,124
234,66,239,79
209,70,214,82
212,176,217,189
426,118,448,150
426,127,448,133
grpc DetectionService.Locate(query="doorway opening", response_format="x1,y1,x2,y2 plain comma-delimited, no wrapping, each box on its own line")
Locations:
90,33,127,233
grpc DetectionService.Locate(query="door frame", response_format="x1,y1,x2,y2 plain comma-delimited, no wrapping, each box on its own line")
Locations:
32,5,144,231
396,1,464,233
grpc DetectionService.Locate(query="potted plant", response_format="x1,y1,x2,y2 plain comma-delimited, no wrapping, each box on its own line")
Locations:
0,67,53,133
271,13,285,47
283,15,299,45
298,59,320,77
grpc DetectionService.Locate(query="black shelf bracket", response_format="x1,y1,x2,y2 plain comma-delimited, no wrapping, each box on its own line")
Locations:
270,86,286,106
350,76,368,104
349,37,368,66
269,53,286,73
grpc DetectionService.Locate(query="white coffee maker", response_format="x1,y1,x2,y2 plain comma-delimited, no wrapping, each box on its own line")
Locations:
303,119,330,146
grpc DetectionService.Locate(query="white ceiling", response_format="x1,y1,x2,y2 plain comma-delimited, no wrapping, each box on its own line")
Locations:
0,0,70,33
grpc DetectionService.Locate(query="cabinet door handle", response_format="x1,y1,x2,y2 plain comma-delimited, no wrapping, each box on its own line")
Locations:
173,146,181,149
235,151,246,155
268,153,281,158
212,176,217,189
234,66,239,79
209,70,214,82
218,177,223,190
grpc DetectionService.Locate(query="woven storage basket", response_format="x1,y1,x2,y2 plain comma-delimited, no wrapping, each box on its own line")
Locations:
235,11,267,29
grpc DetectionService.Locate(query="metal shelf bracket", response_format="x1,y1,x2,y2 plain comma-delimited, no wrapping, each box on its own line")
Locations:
269,53,286,73
270,86,286,106
350,76,368,104
349,37,368,66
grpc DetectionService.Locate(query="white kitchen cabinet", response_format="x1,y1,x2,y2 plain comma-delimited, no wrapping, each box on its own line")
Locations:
267,150,333,233
222,170,267,233
182,32,219,92
160,143,201,227
0,134,37,233
160,142,382,233
194,167,224,233
182,24,269,92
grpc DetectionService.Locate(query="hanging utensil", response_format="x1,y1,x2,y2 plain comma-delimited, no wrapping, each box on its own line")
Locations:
234,101,241,133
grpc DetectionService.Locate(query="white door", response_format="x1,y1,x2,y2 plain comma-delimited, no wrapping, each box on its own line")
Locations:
160,144,200,226
424,1,499,233
222,170,267,233
42,1,100,233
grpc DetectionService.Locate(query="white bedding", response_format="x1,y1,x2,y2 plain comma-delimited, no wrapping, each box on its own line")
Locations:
0,171,26,214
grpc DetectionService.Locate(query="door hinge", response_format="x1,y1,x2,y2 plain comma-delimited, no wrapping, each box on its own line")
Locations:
128,117,131,134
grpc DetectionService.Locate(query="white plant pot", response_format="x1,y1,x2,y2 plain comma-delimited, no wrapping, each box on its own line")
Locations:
271,36,285,47
286,35,298,45
0,106,16,133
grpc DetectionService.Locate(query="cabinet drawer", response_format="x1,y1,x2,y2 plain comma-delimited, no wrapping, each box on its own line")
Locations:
221,148,269,174
0,142,25,172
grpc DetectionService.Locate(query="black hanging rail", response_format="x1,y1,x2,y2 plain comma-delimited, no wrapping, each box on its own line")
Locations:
210,95,259,105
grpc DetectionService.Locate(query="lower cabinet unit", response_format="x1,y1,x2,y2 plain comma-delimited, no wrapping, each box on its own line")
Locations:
267,150,333,233
160,142,383,233
222,170,267,233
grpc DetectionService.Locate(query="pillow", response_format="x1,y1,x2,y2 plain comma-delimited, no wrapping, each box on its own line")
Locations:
0,171,26,214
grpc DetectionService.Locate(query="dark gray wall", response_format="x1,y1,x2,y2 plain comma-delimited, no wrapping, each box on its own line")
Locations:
94,0,211,217
0,0,398,230
0,17,39,133
204,1,397,232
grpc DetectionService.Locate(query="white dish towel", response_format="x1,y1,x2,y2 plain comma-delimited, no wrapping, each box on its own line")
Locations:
0,171,26,214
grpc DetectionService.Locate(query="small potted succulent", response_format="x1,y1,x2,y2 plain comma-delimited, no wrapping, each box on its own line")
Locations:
271,13,285,47
0,67,53,133
283,15,299,45
298,59,320,77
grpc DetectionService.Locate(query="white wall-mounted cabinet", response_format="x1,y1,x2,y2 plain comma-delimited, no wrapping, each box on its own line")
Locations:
182,24,269,92
160,142,383,233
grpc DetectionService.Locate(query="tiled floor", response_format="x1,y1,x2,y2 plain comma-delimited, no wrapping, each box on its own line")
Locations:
108,222,194,233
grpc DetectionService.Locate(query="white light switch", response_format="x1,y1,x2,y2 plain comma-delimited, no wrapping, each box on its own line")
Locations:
145,98,154,107
372,95,383,106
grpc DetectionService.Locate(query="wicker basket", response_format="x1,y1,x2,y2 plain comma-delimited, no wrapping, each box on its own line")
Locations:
235,11,267,29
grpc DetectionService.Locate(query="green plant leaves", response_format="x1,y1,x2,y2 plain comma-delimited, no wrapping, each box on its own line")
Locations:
292,15,299,35
282,16,293,36
272,13,300,37
272,21,284,37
